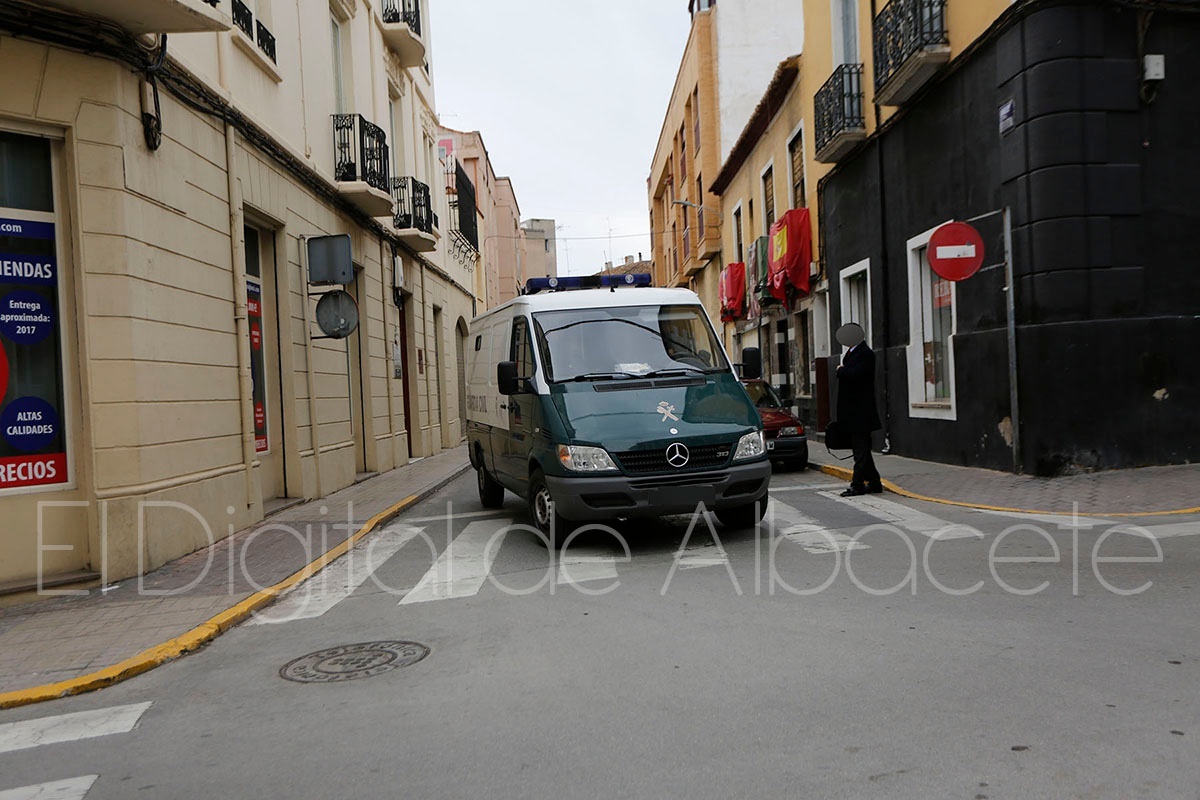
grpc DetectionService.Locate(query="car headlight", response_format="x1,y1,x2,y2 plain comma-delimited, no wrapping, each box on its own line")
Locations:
733,430,766,461
779,426,799,437
557,444,619,472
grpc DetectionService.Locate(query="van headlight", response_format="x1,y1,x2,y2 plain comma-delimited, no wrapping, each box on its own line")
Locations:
733,430,766,461
557,444,619,472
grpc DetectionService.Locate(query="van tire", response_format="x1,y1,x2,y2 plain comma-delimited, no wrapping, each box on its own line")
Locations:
528,469,571,548
715,500,767,529
477,465,505,509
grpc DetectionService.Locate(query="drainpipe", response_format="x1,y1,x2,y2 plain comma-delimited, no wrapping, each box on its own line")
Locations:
869,0,893,453
226,124,258,507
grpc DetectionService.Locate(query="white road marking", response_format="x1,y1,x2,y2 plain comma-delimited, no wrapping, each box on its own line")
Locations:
769,483,847,492
0,776,98,800
1117,521,1200,540
0,703,151,756
248,525,426,624
975,509,1116,528
819,491,978,540
556,554,619,584
767,498,868,554
400,519,509,604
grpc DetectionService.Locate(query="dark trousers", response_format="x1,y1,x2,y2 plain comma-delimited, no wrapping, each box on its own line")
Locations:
851,431,881,490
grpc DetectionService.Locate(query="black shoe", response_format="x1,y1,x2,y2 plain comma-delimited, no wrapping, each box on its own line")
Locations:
841,487,865,497
865,484,884,494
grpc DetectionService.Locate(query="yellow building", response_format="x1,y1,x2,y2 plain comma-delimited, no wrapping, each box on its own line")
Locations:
0,0,476,592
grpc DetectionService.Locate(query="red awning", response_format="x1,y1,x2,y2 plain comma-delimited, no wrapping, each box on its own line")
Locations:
719,262,746,322
767,207,813,298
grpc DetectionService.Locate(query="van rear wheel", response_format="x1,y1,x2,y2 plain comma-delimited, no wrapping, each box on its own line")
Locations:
528,469,571,548
477,465,505,509
715,500,767,529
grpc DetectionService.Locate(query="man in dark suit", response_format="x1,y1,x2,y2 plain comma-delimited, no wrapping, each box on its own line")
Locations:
835,323,882,497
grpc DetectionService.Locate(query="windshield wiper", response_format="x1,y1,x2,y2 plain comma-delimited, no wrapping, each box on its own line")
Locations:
567,371,643,382
642,367,712,378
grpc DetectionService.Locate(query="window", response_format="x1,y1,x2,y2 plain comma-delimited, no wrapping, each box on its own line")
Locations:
0,131,70,493
832,0,860,66
696,174,704,234
511,316,536,379
693,87,701,151
789,130,806,209
916,244,952,401
905,226,957,419
679,124,687,179
733,206,744,263
331,15,347,113
762,167,775,231
388,97,404,176
839,258,871,346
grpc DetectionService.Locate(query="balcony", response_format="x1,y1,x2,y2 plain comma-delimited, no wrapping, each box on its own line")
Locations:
814,64,866,164
445,159,480,261
332,114,393,217
873,0,950,106
381,0,426,69
40,0,230,33
390,177,437,252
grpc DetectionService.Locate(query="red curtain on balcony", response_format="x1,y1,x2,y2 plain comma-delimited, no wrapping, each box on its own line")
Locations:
719,262,746,322
767,207,813,298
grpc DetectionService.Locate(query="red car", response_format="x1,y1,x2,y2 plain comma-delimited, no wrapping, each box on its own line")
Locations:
741,379,808,470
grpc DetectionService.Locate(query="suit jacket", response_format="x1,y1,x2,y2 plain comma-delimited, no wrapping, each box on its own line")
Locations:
836,343,882,433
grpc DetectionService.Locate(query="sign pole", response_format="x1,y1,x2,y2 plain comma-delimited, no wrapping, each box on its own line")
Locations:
1002,206,1021,474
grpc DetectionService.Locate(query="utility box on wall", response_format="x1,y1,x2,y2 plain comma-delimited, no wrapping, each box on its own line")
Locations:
307,234,354,285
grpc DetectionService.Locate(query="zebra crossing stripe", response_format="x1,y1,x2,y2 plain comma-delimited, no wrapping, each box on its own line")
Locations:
400,519,509,605
556,555,620,585
818,491,978,540
0,775,98,800
767,498,868,553
249,525,426,624
0,702,151,756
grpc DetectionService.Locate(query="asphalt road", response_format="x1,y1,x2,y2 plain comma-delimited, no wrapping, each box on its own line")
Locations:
2,467,1199,799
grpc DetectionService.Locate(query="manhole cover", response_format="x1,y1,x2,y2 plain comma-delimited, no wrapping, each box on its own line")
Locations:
280,640,429,683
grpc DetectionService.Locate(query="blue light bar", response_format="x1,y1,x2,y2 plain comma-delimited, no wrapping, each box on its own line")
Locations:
523,273,653,294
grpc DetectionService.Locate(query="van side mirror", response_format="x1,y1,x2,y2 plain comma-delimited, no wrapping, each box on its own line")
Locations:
497,361,521,395
741,347,762,380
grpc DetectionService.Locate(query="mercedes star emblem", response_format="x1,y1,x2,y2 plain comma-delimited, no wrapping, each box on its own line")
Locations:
666,442,690,468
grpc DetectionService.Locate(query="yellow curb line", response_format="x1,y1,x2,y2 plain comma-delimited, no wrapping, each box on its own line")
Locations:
816,463,1200,518
0,493,423,711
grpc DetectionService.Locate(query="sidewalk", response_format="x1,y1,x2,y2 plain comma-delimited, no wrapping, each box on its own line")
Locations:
810,445,1200,516
0,446,471,708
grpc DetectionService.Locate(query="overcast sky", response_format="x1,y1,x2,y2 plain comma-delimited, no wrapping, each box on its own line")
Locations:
429,1,690,277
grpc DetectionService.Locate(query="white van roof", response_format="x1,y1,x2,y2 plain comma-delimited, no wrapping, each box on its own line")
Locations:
474,287,704,322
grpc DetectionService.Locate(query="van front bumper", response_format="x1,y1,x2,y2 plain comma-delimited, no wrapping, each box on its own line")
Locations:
545,459,771,520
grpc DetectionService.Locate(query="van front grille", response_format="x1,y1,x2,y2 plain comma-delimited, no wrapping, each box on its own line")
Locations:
614,444,732,474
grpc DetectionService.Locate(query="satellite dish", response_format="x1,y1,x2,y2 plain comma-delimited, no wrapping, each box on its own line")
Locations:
315,290,359,339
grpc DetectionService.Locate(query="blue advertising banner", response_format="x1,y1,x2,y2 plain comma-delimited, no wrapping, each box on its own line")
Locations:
0,215,67,491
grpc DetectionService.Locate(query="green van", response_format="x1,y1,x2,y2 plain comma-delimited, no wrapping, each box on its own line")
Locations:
465,276,770,544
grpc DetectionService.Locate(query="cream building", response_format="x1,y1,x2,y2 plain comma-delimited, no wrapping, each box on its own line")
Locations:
0,0,476,592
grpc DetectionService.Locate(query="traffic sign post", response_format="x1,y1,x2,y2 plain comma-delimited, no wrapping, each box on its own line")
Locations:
928,221,985,281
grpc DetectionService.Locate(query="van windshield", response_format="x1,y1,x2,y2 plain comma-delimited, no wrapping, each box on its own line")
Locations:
532,304,730,382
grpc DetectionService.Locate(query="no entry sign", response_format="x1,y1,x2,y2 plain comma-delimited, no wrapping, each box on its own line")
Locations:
928,221,985,281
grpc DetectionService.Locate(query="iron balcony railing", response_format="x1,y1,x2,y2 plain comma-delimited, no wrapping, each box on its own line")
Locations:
256,20,277,63
874,0,949,93
446,159,479,252
332,114,390,194
392,177,433,233
202,0,219,6
232,0,253,38
382,0,422,37
814,63,866,155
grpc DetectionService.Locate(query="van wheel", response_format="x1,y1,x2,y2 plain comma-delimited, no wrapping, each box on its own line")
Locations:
528,469,571,548
715,500,767,529
477,465,505,509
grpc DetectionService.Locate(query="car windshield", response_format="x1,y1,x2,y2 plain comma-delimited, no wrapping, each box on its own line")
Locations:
532,304,730,382
743,381,784,408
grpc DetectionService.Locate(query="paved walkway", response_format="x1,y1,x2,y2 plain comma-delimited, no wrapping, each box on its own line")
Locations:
0,446,471,706
3,441,1197,708
811,447,1200,516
